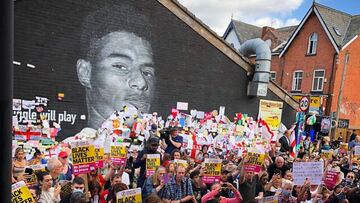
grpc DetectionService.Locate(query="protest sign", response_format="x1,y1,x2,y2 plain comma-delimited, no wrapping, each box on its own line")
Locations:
321,150,333,160
293,162,323,185
110,143,127,166
11,181,35,203
24,164,46,187
116,188,142,203
259,100,283,131
340,143,348,154
146,154,161,177
71,141,96,175
94,146,104,168
203,158,222,183
173,159,189,169
324,169,339,190
244,151,265,172
354,146,360,158
60,180,72,200
260,195,278,203
177,102,188,111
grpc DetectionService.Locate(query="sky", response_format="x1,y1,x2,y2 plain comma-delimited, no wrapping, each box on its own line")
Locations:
177,0,360,36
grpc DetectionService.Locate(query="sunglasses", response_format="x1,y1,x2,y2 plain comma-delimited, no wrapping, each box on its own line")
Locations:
347,176,354,179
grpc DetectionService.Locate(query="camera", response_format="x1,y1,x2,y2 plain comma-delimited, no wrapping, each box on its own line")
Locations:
159,128,171,141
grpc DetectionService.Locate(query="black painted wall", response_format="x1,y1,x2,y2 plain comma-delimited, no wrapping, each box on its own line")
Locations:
14,0,296,140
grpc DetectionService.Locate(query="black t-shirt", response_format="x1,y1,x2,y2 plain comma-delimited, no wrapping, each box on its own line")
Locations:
238,176,259,203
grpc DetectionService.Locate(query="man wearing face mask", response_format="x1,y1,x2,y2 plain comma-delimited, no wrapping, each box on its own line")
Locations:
60,177,89,203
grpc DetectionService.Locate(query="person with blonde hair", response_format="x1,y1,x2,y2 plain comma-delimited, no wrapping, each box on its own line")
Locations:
12,147,28,182
142,166,167,199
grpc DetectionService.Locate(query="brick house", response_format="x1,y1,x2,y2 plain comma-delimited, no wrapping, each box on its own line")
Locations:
224,3,360,139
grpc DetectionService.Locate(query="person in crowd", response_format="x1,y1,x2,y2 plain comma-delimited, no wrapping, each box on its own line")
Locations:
100,173,122,203
144,193,165,203
87,168,106,188
349,134,360,149
163,165,194,203
134,136,162,187
109,183,128,203
190,170,208,203
267,156,290,179
279,130,291,154
142,166,167,199
37,171,61,203
125,148,137,188
47,157,64,185
58,151,74,181
171,149,182,160
166,162,176,179
238,170,259,203
88,180,102,203
70,191,87,203
60,176,88,203
13,147,27,182
29,148,46,165
349,130,357,143
162,127,183,155
264,172,282,197
201,182,242,203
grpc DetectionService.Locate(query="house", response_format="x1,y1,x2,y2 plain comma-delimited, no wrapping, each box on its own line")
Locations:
224,2,360,139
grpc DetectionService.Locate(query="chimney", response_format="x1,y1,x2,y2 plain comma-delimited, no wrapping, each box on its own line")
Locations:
261,26,275,38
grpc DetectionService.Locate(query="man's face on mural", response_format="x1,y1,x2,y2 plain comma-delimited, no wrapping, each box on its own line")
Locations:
77,31,155,128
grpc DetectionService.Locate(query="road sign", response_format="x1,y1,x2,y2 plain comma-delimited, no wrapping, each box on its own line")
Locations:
299,96,309,112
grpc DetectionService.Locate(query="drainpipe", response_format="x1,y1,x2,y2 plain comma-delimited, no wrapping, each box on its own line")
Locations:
239,38,271,97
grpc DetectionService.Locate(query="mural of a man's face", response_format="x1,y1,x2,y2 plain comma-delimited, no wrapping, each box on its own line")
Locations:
77,31,155,129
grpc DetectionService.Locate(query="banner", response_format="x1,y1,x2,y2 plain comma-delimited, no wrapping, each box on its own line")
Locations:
116,188,142,203
110,143,127,166
203,158,222,184
259,100,283,131
293,162,323,185
71,141,96,175
244,151,265,172
146,154,161,177
94,146,104,168
12,181,35,203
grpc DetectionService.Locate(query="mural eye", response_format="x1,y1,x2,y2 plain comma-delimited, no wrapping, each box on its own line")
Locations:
142,70,154,77
112,64,127,71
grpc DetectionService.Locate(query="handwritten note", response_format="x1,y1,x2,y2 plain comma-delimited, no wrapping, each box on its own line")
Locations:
293,161,323,185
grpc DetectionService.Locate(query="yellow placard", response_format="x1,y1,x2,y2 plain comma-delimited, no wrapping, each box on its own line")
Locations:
71,145,95,165
204,159,222,176
95,147,104,162
173,159,189,169
116,188,142,203
259,100,283,131
292,96,321,108
246,152,265,166
340,143,348,152
146,154,161,171
322,150,333,160
12,181,35,203
110,145,127,158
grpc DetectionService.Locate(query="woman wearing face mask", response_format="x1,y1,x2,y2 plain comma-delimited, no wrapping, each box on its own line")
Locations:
37,171,61,203
141,166,167,199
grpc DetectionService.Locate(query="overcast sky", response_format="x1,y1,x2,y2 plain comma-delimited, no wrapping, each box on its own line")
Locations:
177,0,360,37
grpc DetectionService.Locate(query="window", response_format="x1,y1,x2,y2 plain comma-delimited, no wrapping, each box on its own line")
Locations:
292,71,303,91
312,69,325,91
270,71,276,81
307,33,318,55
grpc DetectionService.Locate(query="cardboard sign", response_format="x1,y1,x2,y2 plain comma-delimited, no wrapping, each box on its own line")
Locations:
116,188,142,203
354,146,360,157
259,100,283,131
146,154,161,177
12,181,35,203
94,147,104,168
244,151,265,172
110,143,127,166
322,150,333,160
71,141,96,175
176,102,189,111
203,158,222,183
173,159,188,169
293,162,323,185
324,169,339,190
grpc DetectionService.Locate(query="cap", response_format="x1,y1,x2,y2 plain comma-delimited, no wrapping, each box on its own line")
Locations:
58,151,68,158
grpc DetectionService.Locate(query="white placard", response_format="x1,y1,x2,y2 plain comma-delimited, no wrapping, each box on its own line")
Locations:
196,111,205,119
176,102,189,111
219,106,225,116
293,161,323,185
354,146,360,156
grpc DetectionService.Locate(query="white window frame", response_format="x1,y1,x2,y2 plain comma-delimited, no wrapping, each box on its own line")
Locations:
312,69,325,91
307,33,318,55
292,70,303,91
270,71,276,81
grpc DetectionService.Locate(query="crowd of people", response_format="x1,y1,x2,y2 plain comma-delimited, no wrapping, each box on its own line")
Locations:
11,120,360,203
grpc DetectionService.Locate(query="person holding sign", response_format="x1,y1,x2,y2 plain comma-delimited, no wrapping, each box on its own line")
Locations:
163,165,194,203
201,182,242,203
37,171,61,203
134,137,162,188
142,166,167,199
